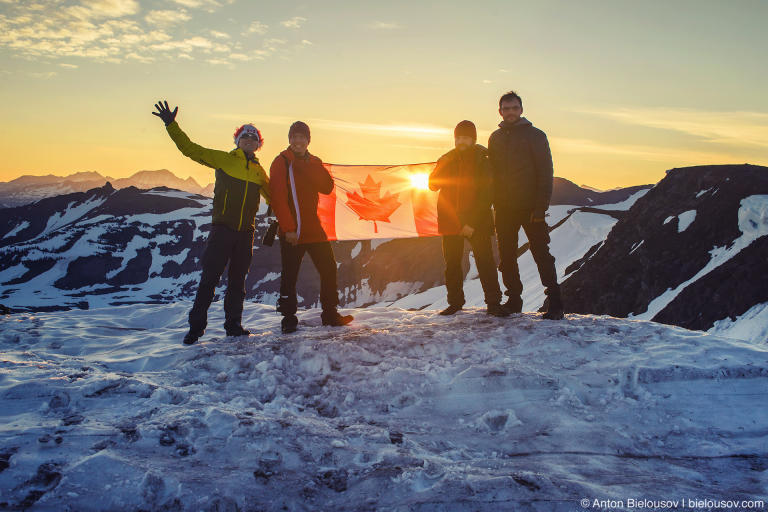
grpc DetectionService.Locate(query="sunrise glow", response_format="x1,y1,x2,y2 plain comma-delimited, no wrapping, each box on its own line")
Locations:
409,173,430,190
0,2,764,190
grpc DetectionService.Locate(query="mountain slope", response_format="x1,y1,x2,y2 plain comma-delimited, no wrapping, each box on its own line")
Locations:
559,164,768,336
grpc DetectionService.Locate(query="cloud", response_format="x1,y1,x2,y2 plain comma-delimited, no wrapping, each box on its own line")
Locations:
280,16,306,29
29,71,58,79
205,58,232,67
59,63,79,68
0,2,308,65
66,0,139,20
577,107,768,150
125,51,154,63
210,30,230,39
144,9,191,28
245,20,268,35
169,0,220,10
368,21,401,30
150,36,216,53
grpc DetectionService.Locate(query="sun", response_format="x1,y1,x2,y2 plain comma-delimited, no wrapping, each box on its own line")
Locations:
409,173,430,190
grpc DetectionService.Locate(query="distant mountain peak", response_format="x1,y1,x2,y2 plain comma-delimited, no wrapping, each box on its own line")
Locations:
66,171,106,181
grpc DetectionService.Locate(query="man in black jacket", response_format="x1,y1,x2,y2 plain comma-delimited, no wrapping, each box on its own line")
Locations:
429,121,507,317
488,91,564,320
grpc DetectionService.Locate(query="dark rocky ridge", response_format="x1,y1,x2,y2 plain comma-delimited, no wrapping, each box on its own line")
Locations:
560,164,768,331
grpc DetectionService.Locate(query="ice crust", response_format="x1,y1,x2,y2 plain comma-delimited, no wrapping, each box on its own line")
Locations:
1,303,767,510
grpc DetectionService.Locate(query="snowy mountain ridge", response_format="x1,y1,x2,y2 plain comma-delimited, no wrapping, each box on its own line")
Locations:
0,179,646,314
1,164,766,345
0,169,213,208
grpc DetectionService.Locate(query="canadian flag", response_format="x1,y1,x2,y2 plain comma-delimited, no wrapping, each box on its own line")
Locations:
317,162,440,241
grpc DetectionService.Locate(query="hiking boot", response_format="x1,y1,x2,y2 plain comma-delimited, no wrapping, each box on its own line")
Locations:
281,315,298,334
542,287,564,320
486,303,510,317
439,304,462,316
225,324,251,337
183,328,204,345
501,297,523,315
321,310,353,327
542,307,564,320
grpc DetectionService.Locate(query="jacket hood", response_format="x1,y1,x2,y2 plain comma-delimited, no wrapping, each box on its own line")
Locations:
498,117,532,130
281,147,313,161
230,147,259,163
444,143,487,159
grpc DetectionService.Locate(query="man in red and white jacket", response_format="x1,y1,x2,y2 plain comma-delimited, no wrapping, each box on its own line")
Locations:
269,121,353,333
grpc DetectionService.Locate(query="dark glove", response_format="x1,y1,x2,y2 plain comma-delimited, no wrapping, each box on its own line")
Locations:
152,100,178,126
261,206,278,246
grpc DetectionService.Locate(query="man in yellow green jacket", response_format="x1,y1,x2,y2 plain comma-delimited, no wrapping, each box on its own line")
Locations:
152,100,270,345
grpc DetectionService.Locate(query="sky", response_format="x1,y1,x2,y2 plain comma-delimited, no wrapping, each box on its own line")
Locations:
0,0,767,190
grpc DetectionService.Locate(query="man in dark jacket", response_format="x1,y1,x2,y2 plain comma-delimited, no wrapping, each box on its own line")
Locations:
430,121,507,317
488,91,564,320
269,121,353,334
152,100,271,344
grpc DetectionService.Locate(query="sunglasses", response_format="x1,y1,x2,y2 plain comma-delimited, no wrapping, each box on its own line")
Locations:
240,133,261,141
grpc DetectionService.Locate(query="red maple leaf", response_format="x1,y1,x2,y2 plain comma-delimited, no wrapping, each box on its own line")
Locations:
345,175,401,233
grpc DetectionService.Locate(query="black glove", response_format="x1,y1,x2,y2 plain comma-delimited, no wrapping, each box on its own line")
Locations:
261,206,278,246
152,100,178,126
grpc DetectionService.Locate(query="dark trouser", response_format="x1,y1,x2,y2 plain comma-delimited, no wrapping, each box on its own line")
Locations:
442,233,502,307
188,224,254,332
496,211,559,301
277,239,339,316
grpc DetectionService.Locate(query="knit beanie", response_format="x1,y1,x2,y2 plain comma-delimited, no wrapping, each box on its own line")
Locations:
454,120,477,141
233,124,263,149
288,121,311,140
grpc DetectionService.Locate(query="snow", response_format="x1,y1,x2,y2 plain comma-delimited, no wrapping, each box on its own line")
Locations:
677,209,697,233
2,221,29,239
593,188,649,211
709,302,768,342
371,238,391,250
391,209,619,313
254,272,280,287
663,216,674,225
635,195,768,322
629,240,644,254
696,187,713,199
350,242,362,259
141,190,205,202
41,198,107,236
1,303,767,510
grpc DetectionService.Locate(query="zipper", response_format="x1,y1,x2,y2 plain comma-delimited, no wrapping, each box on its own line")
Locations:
221,190,228,215
238,181,248,231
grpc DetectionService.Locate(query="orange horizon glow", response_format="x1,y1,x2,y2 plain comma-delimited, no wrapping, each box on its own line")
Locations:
0,2,765,190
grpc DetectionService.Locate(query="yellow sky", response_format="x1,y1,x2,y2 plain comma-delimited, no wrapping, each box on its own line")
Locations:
1,0,767,189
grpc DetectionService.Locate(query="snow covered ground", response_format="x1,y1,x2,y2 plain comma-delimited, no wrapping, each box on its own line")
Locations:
2,303,767,510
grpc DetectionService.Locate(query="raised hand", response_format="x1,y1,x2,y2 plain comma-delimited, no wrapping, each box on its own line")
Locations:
152,100,178,126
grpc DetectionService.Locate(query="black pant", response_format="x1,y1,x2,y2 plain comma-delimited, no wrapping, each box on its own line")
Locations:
442,233,502,307
188,224,254,331
277,239,339,316
496,211,559,301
